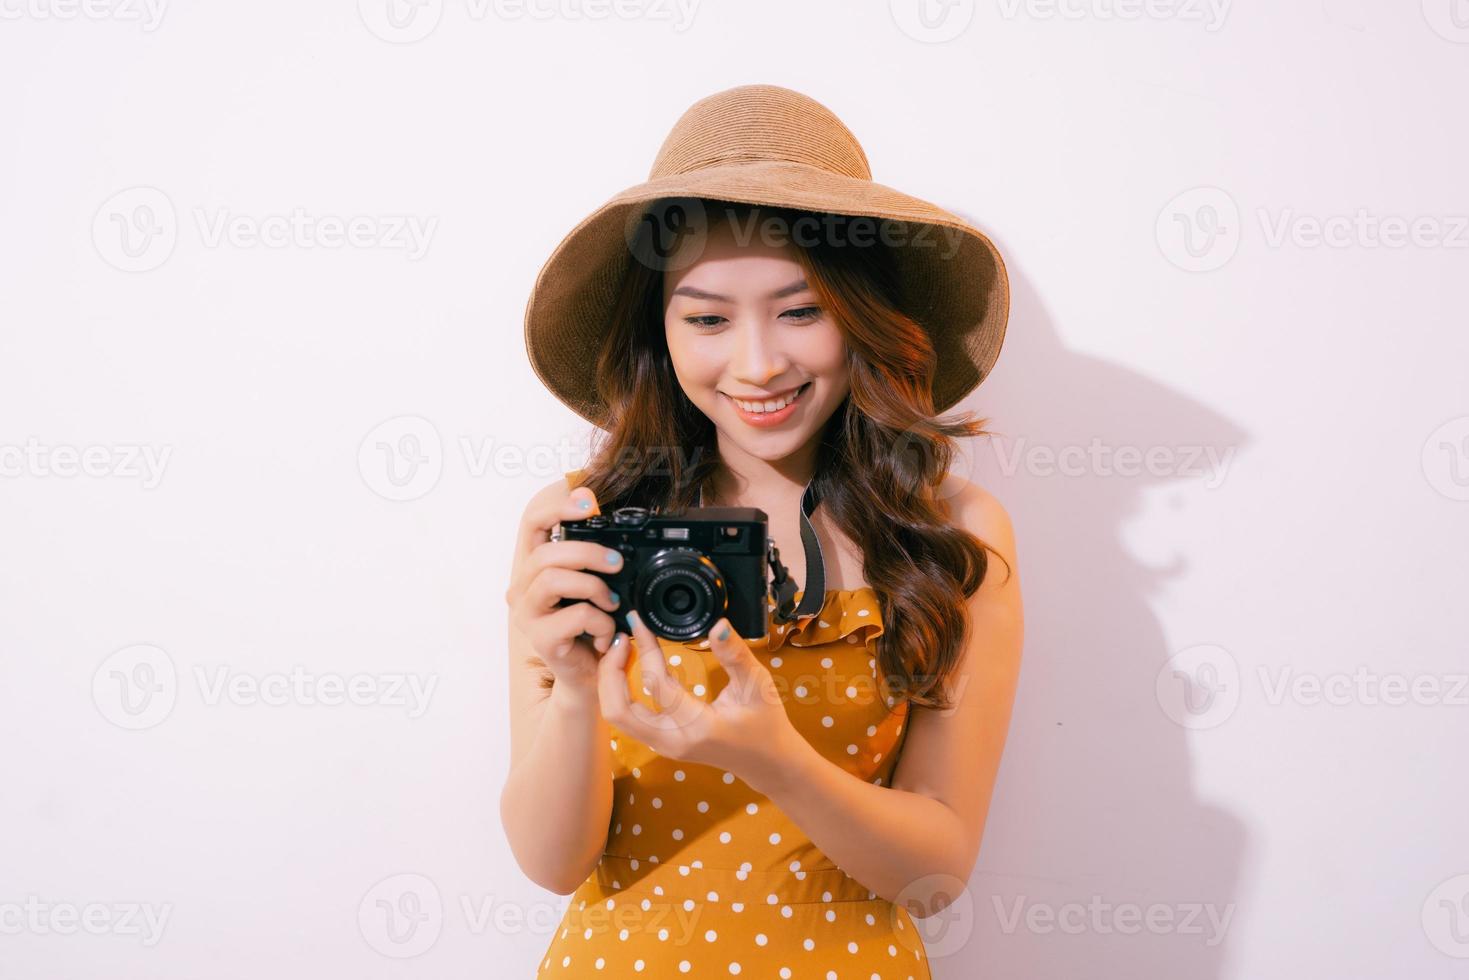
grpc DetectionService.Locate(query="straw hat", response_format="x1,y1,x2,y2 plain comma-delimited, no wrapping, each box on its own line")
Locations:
523,83,1010,429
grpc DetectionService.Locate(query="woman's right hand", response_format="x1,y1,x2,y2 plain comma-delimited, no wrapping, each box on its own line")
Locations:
505,483,625,696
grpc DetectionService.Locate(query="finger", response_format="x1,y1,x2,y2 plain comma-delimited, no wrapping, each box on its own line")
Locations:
597,631,633,713
627,611,704,729
519,483,601,557
707,616,757,676
597,632,677,740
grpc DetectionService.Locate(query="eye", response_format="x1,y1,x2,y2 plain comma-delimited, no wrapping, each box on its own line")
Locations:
683,315,725,330
781,306,821,323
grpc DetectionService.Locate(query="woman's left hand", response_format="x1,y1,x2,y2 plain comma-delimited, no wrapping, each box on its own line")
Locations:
598,610,800,793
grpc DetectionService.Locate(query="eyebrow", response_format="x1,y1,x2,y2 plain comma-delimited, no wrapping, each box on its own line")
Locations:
669,279,812,303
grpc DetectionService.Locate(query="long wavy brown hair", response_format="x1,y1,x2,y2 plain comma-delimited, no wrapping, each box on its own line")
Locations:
557,199,1010,712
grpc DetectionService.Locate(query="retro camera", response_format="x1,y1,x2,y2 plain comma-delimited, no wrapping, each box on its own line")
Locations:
553,502,796,643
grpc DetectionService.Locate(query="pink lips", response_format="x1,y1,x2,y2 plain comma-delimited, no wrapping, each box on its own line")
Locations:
724,382,811,428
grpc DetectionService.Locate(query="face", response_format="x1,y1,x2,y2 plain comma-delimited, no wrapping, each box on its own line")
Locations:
662,217,851,466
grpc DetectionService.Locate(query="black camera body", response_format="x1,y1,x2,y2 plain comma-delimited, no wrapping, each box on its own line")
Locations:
556,504,771,643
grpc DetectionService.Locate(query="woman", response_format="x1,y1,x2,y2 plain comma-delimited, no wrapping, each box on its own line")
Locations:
503,84,1024,978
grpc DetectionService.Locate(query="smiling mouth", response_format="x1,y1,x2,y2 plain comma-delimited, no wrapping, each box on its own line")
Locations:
721,381,812,413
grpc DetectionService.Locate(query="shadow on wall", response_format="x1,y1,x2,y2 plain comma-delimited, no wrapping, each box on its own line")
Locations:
929,252,1250,980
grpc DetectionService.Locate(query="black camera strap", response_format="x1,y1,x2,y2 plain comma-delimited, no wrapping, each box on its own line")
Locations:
697,477,825,625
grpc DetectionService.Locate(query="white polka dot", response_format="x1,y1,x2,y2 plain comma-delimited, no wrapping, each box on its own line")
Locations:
719,831,732,843
822,890,832,902
746,802,759,815
848,941,859,953
874,752,882,762
584,928,593,939
679,961,691,973
767,893,779,905
770,657,782,667
790,860,801,871
769,832,781,844
732,902,744,912
595,957,605,969
630,858,639,869
780,970,792,979
795,685,808,697
672,828,683,840
693,684,706,696
728,965,741,976
755,933,768,946
888,944,897,956
825,909,836,922
632,824,642,835
705,929,718,942
846,685,858,698
634,959,645,971
619,928,630,940
684,899,695,911
820,656,833,668
858,608,870,616
866,724,877,736
781,905,793,918
707,891,719,902
803,938,815,951
679,865,690,876
659,928,669,941
669,654,681,666
674,769,685,781
846,744,858,755
698,800,710,813
866,913,877,925
562,956,571,966
640,899,651,911
722,771,735,784
821,716,834,727
652,797,663,808
819,620,830,629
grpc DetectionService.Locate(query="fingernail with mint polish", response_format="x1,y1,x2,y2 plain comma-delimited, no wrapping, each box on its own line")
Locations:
627,610,642,631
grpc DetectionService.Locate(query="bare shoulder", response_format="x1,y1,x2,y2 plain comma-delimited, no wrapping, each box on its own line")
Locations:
939,472,1017,565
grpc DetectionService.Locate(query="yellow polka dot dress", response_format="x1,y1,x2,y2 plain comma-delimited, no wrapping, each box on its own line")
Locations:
538,474,931,978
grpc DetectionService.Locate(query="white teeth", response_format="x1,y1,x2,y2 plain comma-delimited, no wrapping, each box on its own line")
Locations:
732,384,806,414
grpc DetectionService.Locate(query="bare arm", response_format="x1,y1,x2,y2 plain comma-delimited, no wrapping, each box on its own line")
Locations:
498,477,623,894
746,479,1025,914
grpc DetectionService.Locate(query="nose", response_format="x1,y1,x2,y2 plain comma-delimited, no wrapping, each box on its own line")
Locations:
729,320,789,389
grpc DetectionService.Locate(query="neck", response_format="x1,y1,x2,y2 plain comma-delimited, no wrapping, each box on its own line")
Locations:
707,431,820,509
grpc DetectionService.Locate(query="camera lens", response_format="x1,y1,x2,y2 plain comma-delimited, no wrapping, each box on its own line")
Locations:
637,549,726,642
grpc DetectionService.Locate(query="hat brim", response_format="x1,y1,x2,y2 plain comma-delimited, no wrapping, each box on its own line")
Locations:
524,160,1010,428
